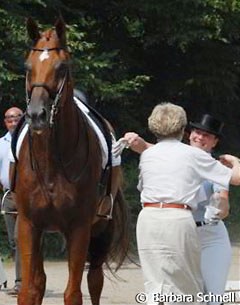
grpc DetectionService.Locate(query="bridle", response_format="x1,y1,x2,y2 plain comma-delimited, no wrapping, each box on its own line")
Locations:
25,47,69,127
25,45,90,186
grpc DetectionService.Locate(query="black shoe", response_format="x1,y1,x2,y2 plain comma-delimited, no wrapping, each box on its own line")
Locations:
0,280,7,290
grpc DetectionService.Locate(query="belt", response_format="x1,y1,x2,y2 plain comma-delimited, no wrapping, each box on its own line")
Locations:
196,221,218,227
143,202,191,210
196,221,207,227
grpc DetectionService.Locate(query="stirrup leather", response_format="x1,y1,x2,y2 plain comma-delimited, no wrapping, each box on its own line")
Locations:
96,193,113,220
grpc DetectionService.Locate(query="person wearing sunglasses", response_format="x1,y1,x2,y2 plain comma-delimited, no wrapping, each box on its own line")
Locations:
0,107,23,295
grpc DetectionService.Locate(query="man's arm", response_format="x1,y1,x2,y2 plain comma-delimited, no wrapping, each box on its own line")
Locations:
0,181,3,193
9,162,15,191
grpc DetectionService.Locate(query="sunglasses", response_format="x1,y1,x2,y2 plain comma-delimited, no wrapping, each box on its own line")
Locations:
4,115,22,123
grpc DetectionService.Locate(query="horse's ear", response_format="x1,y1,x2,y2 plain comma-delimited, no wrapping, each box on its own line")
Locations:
26,17,40,42
55,17,66,46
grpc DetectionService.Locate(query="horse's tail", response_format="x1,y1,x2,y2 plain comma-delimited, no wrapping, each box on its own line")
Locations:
107,187,130,271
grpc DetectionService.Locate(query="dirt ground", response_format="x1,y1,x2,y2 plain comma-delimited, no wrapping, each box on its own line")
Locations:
1,244,240,305
1,259,144,305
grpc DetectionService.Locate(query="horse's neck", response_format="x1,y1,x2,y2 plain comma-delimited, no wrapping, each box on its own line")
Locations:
54,94,90,167
31,93,88,174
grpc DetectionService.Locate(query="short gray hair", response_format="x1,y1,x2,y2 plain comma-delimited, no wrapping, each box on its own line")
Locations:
148,103,187,139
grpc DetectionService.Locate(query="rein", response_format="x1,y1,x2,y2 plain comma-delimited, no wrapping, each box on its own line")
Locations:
53,108,91,184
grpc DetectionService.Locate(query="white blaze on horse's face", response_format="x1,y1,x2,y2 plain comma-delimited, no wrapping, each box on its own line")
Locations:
39,50,50,62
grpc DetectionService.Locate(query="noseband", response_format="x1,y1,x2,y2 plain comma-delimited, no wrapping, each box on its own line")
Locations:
26,47,69,127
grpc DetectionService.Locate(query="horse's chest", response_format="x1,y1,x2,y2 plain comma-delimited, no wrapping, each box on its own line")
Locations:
31,182,73,204
29,180,96,209
27,182,93,229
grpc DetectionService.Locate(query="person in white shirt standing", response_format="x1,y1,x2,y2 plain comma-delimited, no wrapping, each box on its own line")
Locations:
0,107,23,295
113,103,240,305
189,115,231,305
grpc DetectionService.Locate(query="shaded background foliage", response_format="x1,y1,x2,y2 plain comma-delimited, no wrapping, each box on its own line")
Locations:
0,0,240,257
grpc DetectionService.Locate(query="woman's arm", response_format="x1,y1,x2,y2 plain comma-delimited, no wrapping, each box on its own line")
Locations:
216,190,229,219
123,132,153,154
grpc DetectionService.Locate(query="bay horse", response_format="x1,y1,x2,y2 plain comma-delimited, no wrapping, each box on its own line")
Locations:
13,18,129,305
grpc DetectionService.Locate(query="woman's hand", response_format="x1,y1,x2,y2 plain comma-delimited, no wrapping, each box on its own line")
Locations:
219,154,239,168
123,132,152,154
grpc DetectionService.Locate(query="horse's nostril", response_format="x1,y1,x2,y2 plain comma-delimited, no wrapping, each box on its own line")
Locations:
25,111,33,124
26,107,48,130
39,108,47,121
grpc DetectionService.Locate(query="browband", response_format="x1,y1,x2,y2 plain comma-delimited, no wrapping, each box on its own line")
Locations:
31,47,67,52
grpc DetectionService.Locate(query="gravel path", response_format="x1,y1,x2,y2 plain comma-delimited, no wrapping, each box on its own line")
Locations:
1,260,144,305
1,244,239,305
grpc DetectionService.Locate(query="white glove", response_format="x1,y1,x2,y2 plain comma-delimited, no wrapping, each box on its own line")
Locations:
112,138,129,158
204,206,221,225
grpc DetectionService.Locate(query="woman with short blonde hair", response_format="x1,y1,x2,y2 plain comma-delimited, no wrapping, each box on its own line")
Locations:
148,102,187,140
114,102,240,305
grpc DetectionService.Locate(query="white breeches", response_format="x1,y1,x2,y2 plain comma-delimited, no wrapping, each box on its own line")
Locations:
197,220,232,305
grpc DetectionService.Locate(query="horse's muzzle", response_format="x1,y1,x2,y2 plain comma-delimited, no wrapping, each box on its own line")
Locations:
25,107,49,131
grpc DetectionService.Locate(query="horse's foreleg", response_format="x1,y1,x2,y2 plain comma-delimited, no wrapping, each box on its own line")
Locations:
17,216,45,305
64,226,91,305
32,245,46,304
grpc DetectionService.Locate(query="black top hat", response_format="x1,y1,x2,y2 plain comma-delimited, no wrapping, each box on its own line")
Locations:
189,114,224,136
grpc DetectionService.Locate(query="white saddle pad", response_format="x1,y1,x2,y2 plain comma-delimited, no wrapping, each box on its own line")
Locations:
74,97,108,168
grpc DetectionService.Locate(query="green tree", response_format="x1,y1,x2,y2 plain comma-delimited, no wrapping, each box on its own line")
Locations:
1,0,240,251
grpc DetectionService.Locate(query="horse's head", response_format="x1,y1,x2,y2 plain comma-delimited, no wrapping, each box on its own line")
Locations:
25,18,70,132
